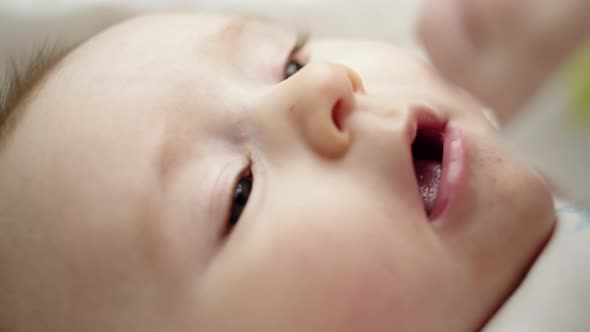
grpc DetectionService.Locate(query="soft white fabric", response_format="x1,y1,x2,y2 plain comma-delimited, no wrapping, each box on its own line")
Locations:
484,205,590,331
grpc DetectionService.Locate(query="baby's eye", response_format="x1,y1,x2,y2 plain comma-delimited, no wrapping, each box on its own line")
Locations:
283,32,308,80
228,170,253,228
284,60,304,80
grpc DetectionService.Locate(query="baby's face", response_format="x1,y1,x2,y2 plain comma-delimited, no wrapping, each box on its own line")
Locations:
0,13,555,332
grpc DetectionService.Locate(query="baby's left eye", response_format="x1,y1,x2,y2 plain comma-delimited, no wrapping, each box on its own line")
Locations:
282,33,308,80
284,60,305,80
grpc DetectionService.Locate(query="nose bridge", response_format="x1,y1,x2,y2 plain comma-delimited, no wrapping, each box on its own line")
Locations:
280,62,365,158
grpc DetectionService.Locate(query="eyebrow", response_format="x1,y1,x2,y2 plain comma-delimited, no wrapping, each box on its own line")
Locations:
0,43,73,142
211,15,306,77
213,17,257,61
217,14,284,40
218,17,250,44
215,14,302,50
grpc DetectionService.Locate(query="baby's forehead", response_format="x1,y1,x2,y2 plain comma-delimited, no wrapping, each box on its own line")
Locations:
78,13,236,60
92,12,287,54
56,12,294,82
117,12,237,38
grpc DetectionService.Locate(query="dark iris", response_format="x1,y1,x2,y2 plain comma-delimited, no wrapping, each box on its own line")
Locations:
229,173,253,227
284,60,304,80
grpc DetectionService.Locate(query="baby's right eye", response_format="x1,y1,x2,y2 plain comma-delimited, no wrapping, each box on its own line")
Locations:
228,170,253,228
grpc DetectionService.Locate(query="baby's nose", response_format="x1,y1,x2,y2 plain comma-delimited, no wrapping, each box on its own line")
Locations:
283,62,365,158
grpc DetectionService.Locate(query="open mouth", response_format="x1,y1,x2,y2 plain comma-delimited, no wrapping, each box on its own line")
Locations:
411,120,446,218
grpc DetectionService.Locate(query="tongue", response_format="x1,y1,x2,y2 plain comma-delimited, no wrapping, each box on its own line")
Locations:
414,160,442,215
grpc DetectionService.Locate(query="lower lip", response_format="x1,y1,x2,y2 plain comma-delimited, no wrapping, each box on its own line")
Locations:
429,127,467,221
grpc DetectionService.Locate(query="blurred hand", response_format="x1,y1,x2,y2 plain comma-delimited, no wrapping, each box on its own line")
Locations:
416,0,590,125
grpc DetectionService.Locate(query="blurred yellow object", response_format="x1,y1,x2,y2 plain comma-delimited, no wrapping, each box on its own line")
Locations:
566,39,590,122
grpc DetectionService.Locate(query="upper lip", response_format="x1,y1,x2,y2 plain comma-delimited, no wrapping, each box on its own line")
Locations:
406,105,447,144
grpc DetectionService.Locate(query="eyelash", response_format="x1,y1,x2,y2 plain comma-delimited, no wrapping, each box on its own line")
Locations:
227,167,253,230
225,33,309,233
283,32,309,80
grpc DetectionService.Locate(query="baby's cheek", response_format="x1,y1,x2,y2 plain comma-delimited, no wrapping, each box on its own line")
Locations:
198,212,404,331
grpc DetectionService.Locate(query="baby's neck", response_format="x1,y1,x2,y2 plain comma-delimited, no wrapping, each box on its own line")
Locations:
483,205,590,331
478,214,556,330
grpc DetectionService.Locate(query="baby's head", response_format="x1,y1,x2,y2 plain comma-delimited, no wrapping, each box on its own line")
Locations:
0,12,555,332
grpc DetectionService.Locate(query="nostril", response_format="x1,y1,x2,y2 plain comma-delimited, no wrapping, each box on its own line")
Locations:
345,67,366,94
332,100,344,132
